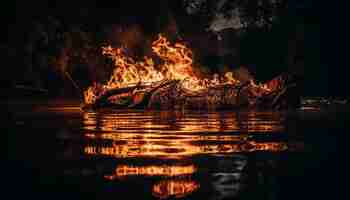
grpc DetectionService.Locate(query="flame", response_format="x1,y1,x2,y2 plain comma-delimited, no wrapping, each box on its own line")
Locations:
84,34,266,104
101,34,212,91
152,179,200,199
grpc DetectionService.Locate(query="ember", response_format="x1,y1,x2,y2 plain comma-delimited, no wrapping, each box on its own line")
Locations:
83,34,300,110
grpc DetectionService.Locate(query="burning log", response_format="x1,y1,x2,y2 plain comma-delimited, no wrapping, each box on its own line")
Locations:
82,74,300,110
83,80,179,109
82,34,301,110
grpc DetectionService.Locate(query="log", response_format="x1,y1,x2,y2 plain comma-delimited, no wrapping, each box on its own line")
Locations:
82,74,301,110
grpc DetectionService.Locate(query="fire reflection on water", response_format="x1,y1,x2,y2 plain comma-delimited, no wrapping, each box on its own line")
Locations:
152,179,200,199
81,110,300,199
82,110,285,133
105,165,196,179
84,138,288,158
104,164,200,198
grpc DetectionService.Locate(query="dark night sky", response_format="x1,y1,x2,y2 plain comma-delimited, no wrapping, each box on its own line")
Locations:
1,1,326,96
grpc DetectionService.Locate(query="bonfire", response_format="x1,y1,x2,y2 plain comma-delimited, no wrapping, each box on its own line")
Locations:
83,34,300,110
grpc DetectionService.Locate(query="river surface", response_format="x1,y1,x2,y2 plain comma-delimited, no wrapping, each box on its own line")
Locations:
3,99,348,199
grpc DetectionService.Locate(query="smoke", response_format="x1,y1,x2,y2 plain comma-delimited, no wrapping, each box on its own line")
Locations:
232,66,254,83
106,24,146,56
104,13,182,58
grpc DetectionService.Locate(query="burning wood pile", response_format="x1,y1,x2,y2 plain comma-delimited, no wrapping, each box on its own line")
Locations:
83,35,300,110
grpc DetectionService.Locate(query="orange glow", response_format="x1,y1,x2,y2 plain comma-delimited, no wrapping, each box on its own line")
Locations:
83,34,272,105
82,111,294,159
152,179,200,199
104,165,196,179
82,111,285,133
84,137,289,159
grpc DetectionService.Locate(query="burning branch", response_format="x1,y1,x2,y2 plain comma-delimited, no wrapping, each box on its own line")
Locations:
64,71,84,100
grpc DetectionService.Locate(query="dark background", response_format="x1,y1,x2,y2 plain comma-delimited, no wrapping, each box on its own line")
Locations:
1,1,324,97
4,2,350,200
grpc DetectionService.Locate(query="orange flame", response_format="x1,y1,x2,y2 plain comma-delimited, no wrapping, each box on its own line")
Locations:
83,34,275,105
101,34,215,91
83,34,251,104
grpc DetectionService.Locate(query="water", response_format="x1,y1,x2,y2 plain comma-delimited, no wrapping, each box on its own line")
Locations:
3,99,348,199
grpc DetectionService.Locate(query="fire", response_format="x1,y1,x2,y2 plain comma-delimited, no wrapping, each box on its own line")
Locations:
103,46,163,89
84,34,248,104
102,34,212,91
